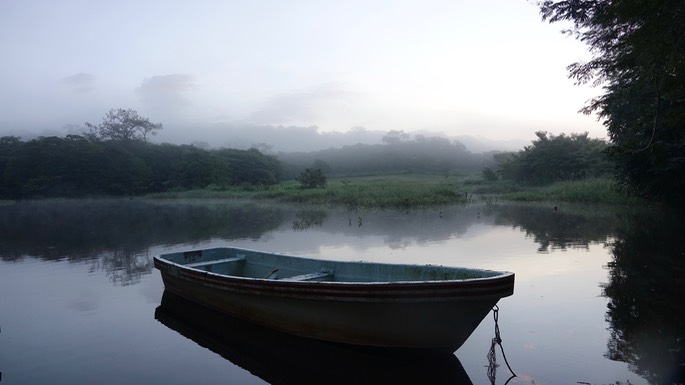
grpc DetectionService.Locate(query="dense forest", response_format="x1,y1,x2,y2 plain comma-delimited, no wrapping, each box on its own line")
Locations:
0,125,614,200
0,130,501,199
0,135,282,199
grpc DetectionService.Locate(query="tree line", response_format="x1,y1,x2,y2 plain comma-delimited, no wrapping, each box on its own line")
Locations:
0,135,282,199
491,131,612,184
278,130,497,178
0,126,612,199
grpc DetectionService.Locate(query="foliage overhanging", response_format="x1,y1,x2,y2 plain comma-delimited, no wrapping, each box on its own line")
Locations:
539,0,685,204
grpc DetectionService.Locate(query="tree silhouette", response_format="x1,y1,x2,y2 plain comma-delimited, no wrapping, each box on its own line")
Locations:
85,108,163,142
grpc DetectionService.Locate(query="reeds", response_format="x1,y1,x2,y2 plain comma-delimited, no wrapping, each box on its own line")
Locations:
499,178,640,205
146,175,641,208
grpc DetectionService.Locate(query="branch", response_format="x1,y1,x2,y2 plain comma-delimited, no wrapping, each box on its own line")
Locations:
636,76,660,152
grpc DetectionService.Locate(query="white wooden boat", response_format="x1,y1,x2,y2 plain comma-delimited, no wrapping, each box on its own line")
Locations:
154,247,514,352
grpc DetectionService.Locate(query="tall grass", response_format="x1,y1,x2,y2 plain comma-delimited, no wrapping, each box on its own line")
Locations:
146,175,642,208
254,176,467,209
500,178,639,205
147,174,469,209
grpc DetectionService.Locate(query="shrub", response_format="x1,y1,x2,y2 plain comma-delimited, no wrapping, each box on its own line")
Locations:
296,168,327,189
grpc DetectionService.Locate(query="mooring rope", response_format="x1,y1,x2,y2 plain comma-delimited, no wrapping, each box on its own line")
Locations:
487,305,517,384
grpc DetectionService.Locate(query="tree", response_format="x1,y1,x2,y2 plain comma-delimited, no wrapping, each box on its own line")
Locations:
482,167,499,181
296,168,327,189
539,0,685,203
494,131,610,184
85,108,163,142
0,136,284,199
381,130,410,145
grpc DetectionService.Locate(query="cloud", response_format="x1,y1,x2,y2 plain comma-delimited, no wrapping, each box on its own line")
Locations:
249,82,359,125
61,72,96,93
135,74,195,108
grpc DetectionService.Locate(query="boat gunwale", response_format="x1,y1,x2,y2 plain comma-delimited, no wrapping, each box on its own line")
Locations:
153,251,513,288
154,248,514,302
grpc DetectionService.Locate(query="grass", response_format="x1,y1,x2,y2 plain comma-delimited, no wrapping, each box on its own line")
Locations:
498,178,641,205
148,174,470,209
146,174,641,208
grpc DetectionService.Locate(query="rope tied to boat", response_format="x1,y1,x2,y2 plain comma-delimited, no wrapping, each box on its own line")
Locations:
487,305,516,384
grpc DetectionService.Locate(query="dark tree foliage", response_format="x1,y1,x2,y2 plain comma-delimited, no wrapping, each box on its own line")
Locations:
481,167,499,181
85,108,163,142
495,131,610,184
0,136,282,199
216,148,283,186
296,168,327,189
539,0,685,203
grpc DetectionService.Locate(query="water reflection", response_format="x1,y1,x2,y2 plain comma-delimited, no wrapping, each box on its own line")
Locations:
487,204,618,253
0,199,285,260
2,198,680,384
602,209,685,384
0,200,616,262
0,200,626,288
155,291,474,385
89,249,153,286
0,199,287,287
291,209,327,231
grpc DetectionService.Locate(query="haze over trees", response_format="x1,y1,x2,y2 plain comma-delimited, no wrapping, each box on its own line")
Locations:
2,120,614,200
277,131,497,178
540,0,685,204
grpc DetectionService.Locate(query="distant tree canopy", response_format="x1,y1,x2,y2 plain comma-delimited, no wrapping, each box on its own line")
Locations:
0,135,282,199
278,132,496,178
85,108,163,142
539,0,685,203
494,131,611,184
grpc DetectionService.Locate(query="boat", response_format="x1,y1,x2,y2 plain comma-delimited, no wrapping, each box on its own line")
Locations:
155,290,475,385
154,247,514,352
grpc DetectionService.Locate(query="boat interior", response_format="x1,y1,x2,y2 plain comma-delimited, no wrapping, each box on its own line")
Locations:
159,247,503,283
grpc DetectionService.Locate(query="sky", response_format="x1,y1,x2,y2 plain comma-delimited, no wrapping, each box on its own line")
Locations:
0,0,605,151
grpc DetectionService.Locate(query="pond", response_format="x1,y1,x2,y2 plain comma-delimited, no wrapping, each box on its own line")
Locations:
0,199,682,385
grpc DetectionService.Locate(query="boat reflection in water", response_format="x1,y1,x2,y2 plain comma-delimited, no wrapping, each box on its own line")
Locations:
155,291,474,385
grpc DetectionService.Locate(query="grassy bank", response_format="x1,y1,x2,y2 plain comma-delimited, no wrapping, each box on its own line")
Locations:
147,174,639,208
495,178,639,205
149,174,469,209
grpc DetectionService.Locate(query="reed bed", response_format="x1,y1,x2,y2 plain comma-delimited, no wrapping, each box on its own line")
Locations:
500,178,638,205
147,175,639,208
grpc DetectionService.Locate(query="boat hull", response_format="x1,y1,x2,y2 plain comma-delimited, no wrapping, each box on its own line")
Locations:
154,248,514,352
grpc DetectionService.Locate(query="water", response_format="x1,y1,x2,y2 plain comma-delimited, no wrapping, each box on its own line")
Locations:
0,199,682,384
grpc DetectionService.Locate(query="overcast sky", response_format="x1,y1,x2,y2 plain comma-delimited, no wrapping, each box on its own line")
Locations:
0,0,604,149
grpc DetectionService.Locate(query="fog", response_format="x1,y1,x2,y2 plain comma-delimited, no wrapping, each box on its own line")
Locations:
2,122,527,154
0,0,604,150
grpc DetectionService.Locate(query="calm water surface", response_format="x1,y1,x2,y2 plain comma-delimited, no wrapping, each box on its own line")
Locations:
0,199,682,384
